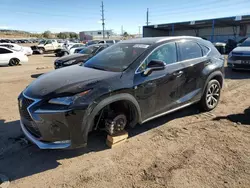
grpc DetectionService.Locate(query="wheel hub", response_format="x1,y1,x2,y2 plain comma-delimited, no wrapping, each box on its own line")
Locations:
206,83,220,108
105,114,127,135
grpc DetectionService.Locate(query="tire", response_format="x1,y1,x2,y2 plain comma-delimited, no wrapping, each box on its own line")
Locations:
200,79,221,111
39,48,45,54
9,58,20,66
63,51,69,56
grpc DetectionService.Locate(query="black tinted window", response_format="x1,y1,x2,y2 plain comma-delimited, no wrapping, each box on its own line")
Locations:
0,48,12,54
178,42,202,61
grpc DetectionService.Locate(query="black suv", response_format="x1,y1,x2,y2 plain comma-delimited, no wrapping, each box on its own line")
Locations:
18,37,224,149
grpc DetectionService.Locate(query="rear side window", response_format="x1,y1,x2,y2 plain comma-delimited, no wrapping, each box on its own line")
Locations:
200,45,210,56
0,48,12,54
178,41,202,61
106,40,114,44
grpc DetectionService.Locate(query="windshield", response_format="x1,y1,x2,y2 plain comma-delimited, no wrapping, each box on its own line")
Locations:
79,46,98,54
106,40,114,44
87,40,99,46
84,43,149,72
38,40,46,45
239,39,250,47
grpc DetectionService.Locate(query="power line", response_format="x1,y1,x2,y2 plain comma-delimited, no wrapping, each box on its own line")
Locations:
150,0,248,17
149,1,249,23
149,0,223,12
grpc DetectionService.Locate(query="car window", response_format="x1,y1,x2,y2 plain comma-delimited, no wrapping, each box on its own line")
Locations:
99,41,105,44
239,39,250,47
200,45,210,56
106,40,114,44
178,41,202,61
137,42,177,73
0,48,12,54
46,40,52,44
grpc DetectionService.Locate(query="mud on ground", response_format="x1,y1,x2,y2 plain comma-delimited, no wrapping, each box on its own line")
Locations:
0,55,250,188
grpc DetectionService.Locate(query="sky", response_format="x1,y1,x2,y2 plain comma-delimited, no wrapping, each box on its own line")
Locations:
1,0,250,34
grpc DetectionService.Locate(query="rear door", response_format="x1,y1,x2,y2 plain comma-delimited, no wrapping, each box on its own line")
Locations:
176,40,209,104
0,48,13,65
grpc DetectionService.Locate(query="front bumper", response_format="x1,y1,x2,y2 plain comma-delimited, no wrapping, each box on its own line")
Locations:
20,120,71,149
227,59,250,70
19,93,89,149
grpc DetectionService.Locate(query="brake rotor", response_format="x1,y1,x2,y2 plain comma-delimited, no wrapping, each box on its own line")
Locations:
105,114,127,135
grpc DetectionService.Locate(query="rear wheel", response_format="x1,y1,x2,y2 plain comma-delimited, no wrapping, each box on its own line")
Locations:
200,79,221,111
9,58,20,66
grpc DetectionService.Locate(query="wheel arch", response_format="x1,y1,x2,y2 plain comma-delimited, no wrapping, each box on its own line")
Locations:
202,70,224,94
85,93,142,133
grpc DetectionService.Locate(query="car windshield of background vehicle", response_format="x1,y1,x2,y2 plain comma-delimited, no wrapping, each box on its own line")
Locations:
79,47,94,54
38,40,46,45
239,39,250,47
84,43,149,72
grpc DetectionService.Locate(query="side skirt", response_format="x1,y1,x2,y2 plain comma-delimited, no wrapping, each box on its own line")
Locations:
142,100,200,124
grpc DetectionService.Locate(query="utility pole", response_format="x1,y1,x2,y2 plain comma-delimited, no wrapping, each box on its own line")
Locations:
139,26,141,37
121,25,123,36
146,8,149,26
101,1,105,39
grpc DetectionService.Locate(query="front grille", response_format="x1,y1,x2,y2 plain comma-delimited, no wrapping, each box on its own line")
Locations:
24,121,42,138
232,55,250,61
19,94,35,121
233,64,250,69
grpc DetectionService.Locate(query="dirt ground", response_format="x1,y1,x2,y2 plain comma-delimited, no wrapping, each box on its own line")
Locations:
0,54,250,188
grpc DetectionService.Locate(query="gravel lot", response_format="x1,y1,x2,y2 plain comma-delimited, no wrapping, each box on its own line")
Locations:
0,54,250,188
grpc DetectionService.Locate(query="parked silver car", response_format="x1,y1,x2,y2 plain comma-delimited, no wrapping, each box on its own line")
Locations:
228,37,250,70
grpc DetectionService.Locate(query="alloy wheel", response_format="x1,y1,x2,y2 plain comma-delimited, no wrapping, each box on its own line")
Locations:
206,83,220,109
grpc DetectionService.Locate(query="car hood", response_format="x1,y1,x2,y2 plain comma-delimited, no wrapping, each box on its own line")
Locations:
24,65,121,99
232,46,250,54
56,53,89,62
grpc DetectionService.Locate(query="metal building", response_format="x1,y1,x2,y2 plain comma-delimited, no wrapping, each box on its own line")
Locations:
79,30,113,40
143,15,250,43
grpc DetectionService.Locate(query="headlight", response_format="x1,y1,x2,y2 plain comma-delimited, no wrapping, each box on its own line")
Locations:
64,60,75,65
228,52,232,59
48,90,91,106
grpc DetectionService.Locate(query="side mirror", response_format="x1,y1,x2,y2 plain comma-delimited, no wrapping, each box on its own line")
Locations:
143,60,166,76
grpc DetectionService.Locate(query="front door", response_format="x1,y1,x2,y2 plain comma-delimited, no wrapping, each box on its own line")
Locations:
134,42,187,121
0,48,13,65
45,40,53,51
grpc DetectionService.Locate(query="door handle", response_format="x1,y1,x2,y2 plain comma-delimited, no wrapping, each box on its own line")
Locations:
173,71,183,77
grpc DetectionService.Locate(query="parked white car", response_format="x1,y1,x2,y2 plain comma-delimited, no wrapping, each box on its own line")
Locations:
69,43,85,54
0,43,33,56
0,46,28,66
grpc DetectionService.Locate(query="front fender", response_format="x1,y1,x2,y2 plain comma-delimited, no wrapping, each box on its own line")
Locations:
80,93,142,145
